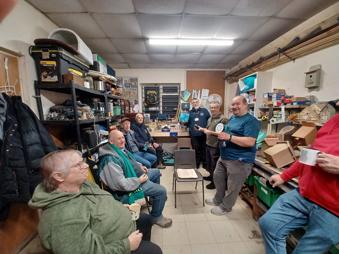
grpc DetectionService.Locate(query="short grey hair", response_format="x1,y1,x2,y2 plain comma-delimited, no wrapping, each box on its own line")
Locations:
209,101,221,107
40,150,82,192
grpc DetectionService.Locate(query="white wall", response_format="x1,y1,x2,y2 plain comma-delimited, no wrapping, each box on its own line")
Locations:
0,0,57,113
116,68,187,108
270,44,339,101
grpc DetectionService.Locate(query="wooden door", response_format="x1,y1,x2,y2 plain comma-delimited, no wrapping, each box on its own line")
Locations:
186,71,225,113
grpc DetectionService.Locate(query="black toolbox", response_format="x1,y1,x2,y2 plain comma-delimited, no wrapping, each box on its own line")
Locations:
29,45,89,83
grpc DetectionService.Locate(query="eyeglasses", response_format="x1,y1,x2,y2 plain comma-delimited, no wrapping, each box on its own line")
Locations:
70,159,88,170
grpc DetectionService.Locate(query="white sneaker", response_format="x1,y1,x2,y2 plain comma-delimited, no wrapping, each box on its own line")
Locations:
211,206,228,216
205,198,218,206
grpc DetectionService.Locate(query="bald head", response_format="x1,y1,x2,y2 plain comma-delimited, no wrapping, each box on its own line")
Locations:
109,130,126,149
233,95,247,105
40,149,82,192
231,95,248,116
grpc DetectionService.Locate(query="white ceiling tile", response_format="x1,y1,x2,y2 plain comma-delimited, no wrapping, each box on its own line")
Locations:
84,38,117,53
174,54,201,63
225,62,236,69
123,54,150,63
104,54,126,63
133,0,185,14
177,46,205,54
80,0,134,13
128,63,154,68
154,63,193,68
137,14,181,37
249,18,299,41
231,40,267,55
145,44,177,54
108,63,130,68
27,0,85,12
216,16,268,39
220,54,245,64
194,63,225,69
184,0,238,15
276,0,338,19
28,0,333,70
204,44,236,54
180,16,224,37
197,54,226,64
231,0,292,17
47,13,106,38
149,54,176,63
112,39,146,53
93,14,142,38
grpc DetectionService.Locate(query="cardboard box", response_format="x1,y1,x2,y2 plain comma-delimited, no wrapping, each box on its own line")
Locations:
292,126,317,145
63,73,84,86
264,142,295,168
261,137,280,153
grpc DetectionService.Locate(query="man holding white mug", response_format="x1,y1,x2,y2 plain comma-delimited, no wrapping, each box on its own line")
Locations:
259,114,339,254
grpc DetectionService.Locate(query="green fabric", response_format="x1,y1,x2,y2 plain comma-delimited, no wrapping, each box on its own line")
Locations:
29,181,135,254
102,144,145,205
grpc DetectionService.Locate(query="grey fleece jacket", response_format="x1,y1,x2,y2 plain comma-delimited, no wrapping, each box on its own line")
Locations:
98,143,144,192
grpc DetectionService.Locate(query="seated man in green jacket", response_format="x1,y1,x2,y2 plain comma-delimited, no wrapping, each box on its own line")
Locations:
29,149,162,254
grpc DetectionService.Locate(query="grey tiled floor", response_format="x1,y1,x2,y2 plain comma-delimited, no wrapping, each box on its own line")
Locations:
152,166,265,254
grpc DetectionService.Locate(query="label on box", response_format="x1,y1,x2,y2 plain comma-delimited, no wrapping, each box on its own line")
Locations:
40,60,58,82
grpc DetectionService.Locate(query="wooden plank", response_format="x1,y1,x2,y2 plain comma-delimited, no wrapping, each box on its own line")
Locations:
227,25,339,82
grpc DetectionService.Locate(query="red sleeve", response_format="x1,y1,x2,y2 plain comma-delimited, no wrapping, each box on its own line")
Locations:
281,161,301,181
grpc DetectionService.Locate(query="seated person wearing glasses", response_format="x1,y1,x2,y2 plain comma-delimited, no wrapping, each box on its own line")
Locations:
29,149,162,254
98,130,172,228
120,117,157,169
132,113,166,169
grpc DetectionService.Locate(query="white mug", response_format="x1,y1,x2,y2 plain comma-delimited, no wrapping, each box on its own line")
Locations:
299,148,320,166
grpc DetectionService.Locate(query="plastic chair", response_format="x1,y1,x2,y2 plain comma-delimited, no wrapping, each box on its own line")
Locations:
172,149,205,208
176,137,192,149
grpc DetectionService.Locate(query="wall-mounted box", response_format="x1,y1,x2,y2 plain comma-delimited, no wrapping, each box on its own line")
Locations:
305,65,321,88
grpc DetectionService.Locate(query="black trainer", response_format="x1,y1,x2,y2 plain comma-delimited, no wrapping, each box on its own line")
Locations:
206,182,215,189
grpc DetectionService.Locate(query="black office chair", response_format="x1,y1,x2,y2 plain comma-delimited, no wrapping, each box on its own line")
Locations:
172,149,205,208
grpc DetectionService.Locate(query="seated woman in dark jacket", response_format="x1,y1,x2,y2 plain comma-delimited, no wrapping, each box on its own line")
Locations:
131,113,166,169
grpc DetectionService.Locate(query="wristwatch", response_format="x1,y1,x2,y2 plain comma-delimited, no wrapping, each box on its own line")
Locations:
229,134,233,142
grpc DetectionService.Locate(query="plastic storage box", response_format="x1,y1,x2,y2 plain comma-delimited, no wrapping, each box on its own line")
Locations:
30,45,89,83
254,176,283,207
245,174,255,186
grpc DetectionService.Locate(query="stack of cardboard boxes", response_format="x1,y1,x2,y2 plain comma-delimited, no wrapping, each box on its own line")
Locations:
261,124,317,168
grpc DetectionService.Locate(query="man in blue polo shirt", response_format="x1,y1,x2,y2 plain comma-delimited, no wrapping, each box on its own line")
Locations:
188,98,211,169
206,95,260,215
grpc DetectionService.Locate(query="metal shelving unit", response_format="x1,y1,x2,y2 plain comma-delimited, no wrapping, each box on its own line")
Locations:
34,81,122,150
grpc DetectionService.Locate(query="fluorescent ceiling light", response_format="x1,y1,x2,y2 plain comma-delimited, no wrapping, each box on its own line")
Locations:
149,38,234,46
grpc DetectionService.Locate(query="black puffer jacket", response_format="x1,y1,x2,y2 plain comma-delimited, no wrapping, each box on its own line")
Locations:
0,94,56,220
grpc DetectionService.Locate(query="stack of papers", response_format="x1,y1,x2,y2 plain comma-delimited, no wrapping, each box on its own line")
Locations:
177,168,198,179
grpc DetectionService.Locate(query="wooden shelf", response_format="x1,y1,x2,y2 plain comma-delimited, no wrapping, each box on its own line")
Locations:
259,105,307,110
36,82,122,100
42,118,109,125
